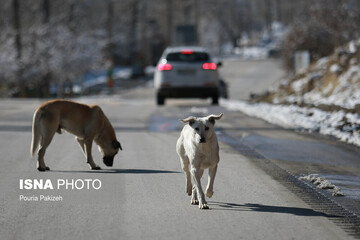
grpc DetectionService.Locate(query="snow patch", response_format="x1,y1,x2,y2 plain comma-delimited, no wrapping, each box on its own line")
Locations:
349,41,357,54
330,64,341,74
291,77,308,92
314,57,329,70
189,107,209,115
221,99,360,147
299,174,345,196
234,47,268,60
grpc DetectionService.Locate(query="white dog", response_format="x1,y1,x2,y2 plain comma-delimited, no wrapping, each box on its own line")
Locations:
176,113,223,209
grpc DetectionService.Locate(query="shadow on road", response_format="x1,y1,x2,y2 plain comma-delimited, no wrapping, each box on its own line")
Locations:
209,201,340,218
51,168,181,174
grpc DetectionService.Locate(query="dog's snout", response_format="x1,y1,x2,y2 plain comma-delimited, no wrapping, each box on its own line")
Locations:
103,156,114,167
199,137,206,143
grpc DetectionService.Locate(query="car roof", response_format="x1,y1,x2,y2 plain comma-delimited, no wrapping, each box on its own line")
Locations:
164,46,208,54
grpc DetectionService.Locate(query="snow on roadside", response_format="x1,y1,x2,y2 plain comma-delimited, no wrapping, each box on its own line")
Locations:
298,174,345,197
220,99,360,147
301,65,360,109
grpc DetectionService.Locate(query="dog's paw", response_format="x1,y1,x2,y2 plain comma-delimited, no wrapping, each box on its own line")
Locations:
45,166,50,171
205,189,213,198
91,166,102,170
199,203,209,209
37,166,47,172
191,199,199,205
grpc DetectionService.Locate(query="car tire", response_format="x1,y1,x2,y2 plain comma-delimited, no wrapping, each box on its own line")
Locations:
157,94,165,106
212,96,219,105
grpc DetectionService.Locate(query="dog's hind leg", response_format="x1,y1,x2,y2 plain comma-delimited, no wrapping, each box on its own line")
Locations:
190,167,208,209
206,165,217,198
37,131,55,171
84,139,101,170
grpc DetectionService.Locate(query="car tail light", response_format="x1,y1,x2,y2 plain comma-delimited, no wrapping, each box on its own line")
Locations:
157,63,172,71
202,63,217,70
181,49,194,54
161,83,171,87
204,82,216,87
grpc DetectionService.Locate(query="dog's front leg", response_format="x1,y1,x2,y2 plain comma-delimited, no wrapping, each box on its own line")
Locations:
206,165,217,198
190,167,208,209
76,137,86,156
179,155,192,196
191,185,198,204
84,139,101,170
190,168,203,204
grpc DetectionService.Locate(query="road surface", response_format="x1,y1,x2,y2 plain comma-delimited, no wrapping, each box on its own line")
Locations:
0,60,359,240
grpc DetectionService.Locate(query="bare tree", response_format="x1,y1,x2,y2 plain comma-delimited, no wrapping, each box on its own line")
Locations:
42,0,50,23
12,0,21,60
1,0,360,96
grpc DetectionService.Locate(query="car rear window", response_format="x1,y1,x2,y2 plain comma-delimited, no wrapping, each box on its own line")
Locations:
166,52,210,62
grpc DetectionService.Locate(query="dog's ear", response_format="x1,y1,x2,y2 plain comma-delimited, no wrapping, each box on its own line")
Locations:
208,113,224,125
180,116,196,125
112,140,123,151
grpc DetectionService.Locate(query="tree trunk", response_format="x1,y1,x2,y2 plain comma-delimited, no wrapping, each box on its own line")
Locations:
42,0,50,24
13,0,21,60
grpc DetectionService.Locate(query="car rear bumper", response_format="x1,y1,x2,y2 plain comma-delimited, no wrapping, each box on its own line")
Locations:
157,87,218,98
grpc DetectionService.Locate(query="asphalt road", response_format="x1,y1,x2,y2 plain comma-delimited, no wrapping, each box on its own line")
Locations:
0,60,359,240
218,58,285,100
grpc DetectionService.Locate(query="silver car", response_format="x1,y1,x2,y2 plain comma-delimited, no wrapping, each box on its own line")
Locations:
154,46,221,105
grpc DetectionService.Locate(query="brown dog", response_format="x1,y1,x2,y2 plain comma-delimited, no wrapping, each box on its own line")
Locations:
30,99,122,171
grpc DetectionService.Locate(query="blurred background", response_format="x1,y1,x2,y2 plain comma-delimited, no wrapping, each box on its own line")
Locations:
0,0,359,98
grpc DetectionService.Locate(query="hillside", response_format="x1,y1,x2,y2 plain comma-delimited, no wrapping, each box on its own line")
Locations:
253,39,360,114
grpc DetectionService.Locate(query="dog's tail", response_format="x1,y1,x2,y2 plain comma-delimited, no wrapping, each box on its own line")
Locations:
30,108,42,157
